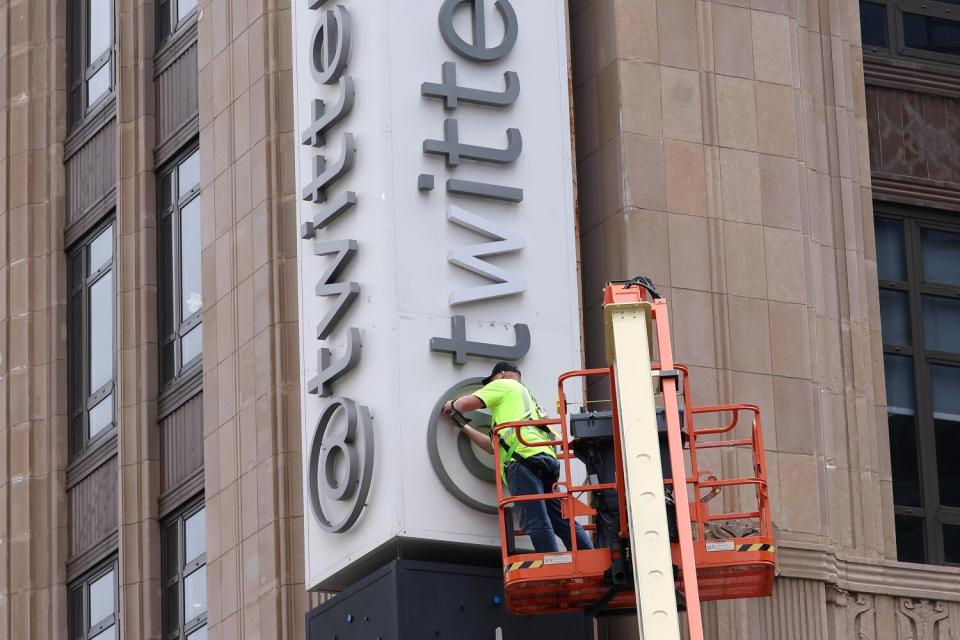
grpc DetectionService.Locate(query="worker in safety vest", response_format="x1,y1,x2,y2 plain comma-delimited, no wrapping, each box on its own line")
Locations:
442,362,593,554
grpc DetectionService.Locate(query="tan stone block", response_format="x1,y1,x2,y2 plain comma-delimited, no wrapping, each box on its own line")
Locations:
712,3,754,79
772,376,815,454
616,0,659,62
719,147,762,224
218,480,240,556
238,339,256,409
671,288,717,368
599,136,625,220
624,209,670,289
621,60,662,137
221,546,241,619
769,301,811,378
594,0,618,72
217,354,237,425
764,227,806,304
665,139,707,216
669,213,712,291
756,82,798,157
660,66,703,144
728,295,772,374
723,220,766,299
759,154,802,231
596,61,620,145
623,133,666,211
241,471,259,542
215,228,235,302
752,10,793,85
715,75,758,151
658,0,699,70
777,453,821,534
573,79,599,161
217,291,238,365
576,151,603,232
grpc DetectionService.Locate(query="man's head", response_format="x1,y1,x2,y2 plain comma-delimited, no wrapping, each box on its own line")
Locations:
482,361,521,385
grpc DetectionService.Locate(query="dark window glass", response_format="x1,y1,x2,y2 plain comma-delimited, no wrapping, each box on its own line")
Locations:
895,515,926,563
921,228,960,287
903,13,960,55
68,563,117,640
159,0,198,44
876,217,907,282
932,364,960,507
885,354,922,506
876,210,960,566
163,503,207,640
880,289,912,347
159,146,203,386
860,1,889,47
945,524,960,564
923,295,960,353
68,222,116,459
68,0,114,126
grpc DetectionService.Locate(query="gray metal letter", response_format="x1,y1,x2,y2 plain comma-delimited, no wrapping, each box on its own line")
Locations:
447,204,526,305
438,0,518,62
447,178,523,203
302,132,356,203
301,77,356,147
430,315,531,366
307,327,362,397
307,397,375,533
421,62,520,110
314,239,359,340
310,5,352,85
424,118,522,167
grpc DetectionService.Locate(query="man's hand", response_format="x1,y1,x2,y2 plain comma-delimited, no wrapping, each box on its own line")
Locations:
441,400,454,417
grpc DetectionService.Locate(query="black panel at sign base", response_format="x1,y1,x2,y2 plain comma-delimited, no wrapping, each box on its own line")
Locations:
305,559,587,640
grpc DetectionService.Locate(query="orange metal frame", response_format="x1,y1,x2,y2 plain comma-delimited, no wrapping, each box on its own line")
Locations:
493,285,775,623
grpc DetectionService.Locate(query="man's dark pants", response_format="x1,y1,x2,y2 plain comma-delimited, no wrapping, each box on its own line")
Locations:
506,453,594,553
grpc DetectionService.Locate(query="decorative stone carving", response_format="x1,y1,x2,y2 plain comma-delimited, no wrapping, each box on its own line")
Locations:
897,598,953,640
851,592,876,640
830,588,877,640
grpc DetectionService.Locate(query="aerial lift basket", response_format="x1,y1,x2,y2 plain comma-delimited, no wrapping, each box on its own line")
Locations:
493,282,775,620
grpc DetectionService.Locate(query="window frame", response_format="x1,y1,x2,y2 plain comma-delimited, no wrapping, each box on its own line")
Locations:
158,143,203,391
162,498,208,640
68,0,116,129
157,0,199,48
876,204,960,567
68,217,117,461
860,0,960,66
68,558,119,640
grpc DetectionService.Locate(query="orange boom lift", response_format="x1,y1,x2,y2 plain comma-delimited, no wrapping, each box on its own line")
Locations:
493,279,775,639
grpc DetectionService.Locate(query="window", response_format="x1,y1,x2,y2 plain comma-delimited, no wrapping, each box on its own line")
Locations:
69,561,118,640
69,221,116,459
162,503,207,640
68,0,115,126
860,0,960,63
158,0,199,44
876,208,960,566
159,147,203,386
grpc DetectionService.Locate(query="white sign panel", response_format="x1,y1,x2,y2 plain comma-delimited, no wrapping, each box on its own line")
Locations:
291,0,581,590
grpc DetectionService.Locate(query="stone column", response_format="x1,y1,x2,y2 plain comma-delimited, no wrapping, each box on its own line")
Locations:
115,0,162,638
570,0,902,637
0,0,69,638
196,0,312,637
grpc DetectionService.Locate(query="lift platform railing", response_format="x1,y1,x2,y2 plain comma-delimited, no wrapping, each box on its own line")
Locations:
493,365,775,609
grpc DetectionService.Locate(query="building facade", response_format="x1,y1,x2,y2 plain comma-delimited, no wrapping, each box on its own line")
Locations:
0,0,958,639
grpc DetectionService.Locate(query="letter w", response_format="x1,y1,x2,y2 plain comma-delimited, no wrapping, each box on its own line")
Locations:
447,205,526,305
314,239,359,339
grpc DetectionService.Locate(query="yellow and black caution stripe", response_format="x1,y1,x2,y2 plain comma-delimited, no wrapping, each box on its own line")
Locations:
505,560,544,573
737,543,775,552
